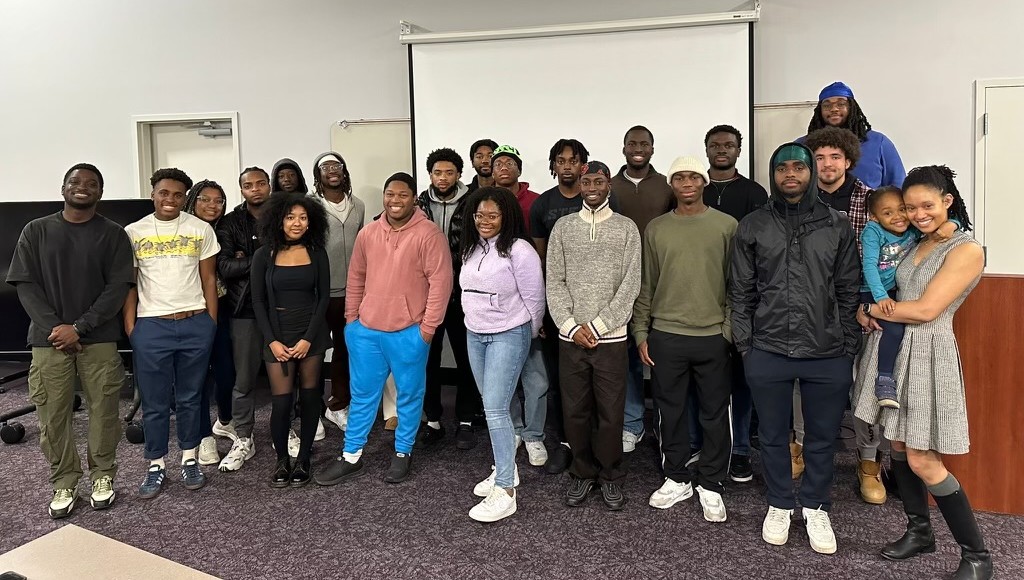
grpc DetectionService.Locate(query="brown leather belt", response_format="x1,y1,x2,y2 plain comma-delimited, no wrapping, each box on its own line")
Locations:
156,308,206,321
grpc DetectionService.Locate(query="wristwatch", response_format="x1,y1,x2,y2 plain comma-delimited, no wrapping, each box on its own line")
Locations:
72,322,82,335
861,303,872,316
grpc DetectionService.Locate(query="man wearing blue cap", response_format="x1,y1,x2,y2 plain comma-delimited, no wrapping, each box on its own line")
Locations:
800,81,905,189
730,142,860,554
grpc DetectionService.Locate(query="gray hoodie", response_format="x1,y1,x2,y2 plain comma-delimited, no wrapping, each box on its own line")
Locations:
423,181,470,235
311,193,365,297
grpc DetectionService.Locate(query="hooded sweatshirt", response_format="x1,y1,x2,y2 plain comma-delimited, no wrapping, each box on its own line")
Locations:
728,142,861,359
271,158,309,194
345,208,453,334
421,182,470,235
311,192,365,297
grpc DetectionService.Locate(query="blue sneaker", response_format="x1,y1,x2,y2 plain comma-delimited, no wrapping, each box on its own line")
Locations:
139,465,166,499
181,459,206,491
875,376,900,409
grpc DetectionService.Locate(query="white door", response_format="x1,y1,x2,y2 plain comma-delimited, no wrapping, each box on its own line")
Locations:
330,120,412,225
149,123,240,207
980,85,1024,275
753,102,816,192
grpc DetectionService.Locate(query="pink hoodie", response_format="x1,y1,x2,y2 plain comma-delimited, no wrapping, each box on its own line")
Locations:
345,208,453,334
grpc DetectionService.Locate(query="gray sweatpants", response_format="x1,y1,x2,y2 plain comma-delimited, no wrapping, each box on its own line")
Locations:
230,318,264,439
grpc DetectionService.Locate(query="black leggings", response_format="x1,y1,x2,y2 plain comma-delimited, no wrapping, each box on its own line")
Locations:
267,355,323,464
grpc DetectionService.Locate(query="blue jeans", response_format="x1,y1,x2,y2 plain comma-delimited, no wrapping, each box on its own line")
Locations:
343,320,430,455
624,337,646,436
131,314,216,460
689,347,752,455
511,337,547,442
467,322,531,488
200,303,235,436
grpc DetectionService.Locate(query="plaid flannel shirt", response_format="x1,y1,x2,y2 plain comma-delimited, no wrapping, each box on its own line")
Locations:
849,178,871,254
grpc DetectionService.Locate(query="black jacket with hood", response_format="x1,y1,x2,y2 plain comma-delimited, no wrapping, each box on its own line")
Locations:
270,158,308,194
729,142,861,359
216,202,263,318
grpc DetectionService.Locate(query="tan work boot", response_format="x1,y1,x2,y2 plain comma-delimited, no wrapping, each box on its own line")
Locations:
790,442,805,479
858,459,887,504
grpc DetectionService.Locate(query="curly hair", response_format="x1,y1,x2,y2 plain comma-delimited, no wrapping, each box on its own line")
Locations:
805,126,862,170
808,96,872,141
704,125,742,149
459,186,531,264
63,163,104,189
901,165,973,232
547,139,590,177
150,167,192,191
259,191,329,253
184,179,227,223
426,147,464,174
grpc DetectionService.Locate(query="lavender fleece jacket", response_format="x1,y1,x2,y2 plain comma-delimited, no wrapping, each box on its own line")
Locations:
459,236,545,336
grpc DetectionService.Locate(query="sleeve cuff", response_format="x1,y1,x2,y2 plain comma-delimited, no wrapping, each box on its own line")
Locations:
634,331,649,346
591,317,610,337
558,318,578,338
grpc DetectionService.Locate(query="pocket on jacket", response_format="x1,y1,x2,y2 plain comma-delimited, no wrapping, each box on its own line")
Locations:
461,289,501,317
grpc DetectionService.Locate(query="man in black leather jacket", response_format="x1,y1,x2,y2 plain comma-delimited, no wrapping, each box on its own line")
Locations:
214,166,269,472
729,142,860,554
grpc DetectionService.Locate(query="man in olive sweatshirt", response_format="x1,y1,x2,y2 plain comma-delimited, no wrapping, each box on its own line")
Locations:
634,156,737,523
547,161,641,511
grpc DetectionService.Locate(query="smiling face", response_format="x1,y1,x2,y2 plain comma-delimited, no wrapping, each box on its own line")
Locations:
152,178,188,220
622,128,654,171
869,191,909,235
283,204,309,242
473,199,502,240
383,180,416,224
579,172,610,209
61,168,102,210
194,187,226,223
814,146,851,188
820,97,850,127
670,171,706,206
903,185,953,235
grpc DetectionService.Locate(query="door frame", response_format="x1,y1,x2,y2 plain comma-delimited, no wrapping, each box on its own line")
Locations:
973,78,1024,248
130,112,241,201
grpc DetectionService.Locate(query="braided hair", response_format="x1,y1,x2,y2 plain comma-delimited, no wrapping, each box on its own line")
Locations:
312,155,352,198
901,165,972,232
547,139,590,177
184,179,227,225
807,97,872,141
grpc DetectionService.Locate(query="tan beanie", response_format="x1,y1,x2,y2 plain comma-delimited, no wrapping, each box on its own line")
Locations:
666,156,710,185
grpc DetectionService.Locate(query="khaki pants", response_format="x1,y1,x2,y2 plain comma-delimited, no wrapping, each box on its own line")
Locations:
28,343,124,490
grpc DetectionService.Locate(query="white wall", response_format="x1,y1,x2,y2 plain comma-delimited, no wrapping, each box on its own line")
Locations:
3,0,1022,210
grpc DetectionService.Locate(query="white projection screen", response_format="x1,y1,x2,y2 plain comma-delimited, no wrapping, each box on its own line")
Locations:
409,23,753,191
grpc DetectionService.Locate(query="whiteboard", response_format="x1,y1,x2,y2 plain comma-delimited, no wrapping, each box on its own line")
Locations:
329,120,412,225
752,101,816,192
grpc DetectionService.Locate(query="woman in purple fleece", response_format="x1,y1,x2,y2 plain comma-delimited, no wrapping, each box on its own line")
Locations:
457,186,546,523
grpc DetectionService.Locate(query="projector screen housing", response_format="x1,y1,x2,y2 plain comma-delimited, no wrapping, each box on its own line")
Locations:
409,22,753,193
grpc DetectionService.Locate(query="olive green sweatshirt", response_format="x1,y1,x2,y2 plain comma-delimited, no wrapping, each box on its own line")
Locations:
632,207,737,345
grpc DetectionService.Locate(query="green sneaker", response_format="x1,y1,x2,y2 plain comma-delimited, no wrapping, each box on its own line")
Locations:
90,476,115,509
49,488,77,519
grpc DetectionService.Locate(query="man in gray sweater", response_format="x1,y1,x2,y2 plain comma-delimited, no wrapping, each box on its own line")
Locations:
546,160,641,511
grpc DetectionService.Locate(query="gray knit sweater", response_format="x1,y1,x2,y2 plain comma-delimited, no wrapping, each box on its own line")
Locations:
546,200,642,343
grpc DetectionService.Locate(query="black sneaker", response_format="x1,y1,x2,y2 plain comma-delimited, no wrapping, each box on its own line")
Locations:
314,457,364,486
290,459,311,488
455,423,476,450
383,452,412,483
546,443,573,474
564,475,595,507
414,423,446,450
729,453,754,483
271,458,291,488
180,459,206,491
601,482,627,511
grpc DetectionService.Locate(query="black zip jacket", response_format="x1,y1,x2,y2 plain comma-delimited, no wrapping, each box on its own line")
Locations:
216,202,263,318
729,142,861,359
417,188,468,302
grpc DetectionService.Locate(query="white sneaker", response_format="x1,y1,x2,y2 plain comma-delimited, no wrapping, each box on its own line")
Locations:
803,507,838,554
469,487,517,522
212,419,238,442
198,436,220,465
219,437,255,472
288,430,300,458
648,477,693,509
90,476,115,510
762,506,794,546
524,441,548,466
324,407,348,431
696,485,727,522
473,465,520,497
49,488,77,519
315,419,326,441
622,430,643,453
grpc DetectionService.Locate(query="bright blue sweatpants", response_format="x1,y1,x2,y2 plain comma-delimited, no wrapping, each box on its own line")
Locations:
342,320,431,454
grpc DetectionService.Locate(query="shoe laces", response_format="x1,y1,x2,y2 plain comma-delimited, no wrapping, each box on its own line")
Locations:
181,460,202,480
143,467,164,486
228,439,250,458
54,488,75,502
767,507,791,528
484,487,512,507
699,487,722,507
805,508,833,535
603,483,622,497
93,477,113,495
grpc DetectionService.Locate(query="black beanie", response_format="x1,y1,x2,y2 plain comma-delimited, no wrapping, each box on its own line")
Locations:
384,172,417,192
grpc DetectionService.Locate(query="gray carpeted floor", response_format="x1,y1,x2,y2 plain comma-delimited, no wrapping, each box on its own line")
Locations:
0,376,1021,580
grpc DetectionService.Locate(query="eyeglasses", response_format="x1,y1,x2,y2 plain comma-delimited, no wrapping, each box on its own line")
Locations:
493,160,518,170
320,162,344,173
821,99,849,111
197,196,226,206
473,212,502,222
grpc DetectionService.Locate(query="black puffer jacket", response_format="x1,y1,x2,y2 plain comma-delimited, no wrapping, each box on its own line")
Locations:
417,185,470,302
729,142,861,359
216,202,262,318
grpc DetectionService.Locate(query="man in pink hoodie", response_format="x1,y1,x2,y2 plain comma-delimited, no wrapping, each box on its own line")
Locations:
314,172,453,486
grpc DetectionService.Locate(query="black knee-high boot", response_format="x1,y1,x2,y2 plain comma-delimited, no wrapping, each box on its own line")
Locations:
271,394,292,461
881,459,936,560
297,388,321,466
933,487,993,580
